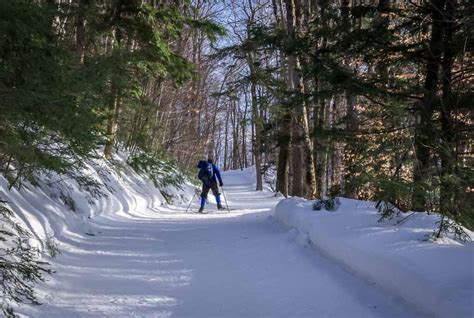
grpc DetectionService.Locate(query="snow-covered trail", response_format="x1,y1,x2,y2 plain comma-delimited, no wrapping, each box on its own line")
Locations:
29,170,426,317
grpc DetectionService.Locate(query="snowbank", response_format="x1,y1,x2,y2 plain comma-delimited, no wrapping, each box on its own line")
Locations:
0,151,196,252
275,197,474,318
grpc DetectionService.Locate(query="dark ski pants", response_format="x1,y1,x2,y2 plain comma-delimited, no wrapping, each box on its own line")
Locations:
200,180,221,206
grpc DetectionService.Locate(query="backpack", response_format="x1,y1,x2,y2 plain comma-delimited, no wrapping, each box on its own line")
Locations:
198,160,214,183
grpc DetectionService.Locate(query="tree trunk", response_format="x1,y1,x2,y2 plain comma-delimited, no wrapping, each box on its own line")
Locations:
103,2,125,159
248,52,263,190
104,84,120,160
276,112,291,196
274,0,291,197
312,0,329,199
439,0,456,214
231,99,240,170
412,0,446,211
241,97,248,168
291,118,304,196
223,109,229,170
315,80,328,198
284,0,316,198
75,0,89,64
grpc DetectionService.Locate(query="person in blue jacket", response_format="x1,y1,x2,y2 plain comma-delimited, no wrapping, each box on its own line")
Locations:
197,158,224,213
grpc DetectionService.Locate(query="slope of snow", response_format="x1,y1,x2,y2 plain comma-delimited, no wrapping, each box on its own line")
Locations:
5,167,431,317
1,151,195,250
5,165,464,317
275,197,474,318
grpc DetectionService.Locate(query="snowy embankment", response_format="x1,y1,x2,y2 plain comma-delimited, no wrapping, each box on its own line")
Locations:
15,167,428,317
275,197,474,318
0,150,195,257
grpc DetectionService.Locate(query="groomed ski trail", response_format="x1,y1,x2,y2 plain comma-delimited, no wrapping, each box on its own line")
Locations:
27,169,427,317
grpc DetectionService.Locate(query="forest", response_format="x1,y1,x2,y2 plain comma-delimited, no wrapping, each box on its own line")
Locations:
2,0,471,227
0,0,473,316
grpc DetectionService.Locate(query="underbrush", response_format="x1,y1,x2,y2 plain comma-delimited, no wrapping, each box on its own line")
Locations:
0,201,52,317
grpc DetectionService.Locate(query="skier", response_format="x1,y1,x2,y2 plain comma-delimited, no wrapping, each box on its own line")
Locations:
197,158,225,213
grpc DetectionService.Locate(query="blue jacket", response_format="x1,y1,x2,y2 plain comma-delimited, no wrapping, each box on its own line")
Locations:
197,160,223,184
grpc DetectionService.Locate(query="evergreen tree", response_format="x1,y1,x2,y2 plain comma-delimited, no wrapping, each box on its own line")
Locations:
229,0,472,229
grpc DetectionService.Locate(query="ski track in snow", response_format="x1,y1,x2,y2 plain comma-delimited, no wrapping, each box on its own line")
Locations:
25,170,427,318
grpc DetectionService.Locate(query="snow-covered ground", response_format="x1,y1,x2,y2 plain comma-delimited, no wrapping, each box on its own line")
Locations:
275,197,474,318
3,164,470,317
0,152,196,253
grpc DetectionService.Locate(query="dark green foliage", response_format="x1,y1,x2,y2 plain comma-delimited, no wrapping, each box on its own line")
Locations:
312,200,323,211
432,216,472,243
45,237,61,259
91,1,223,159
0,0,224,314
309,1,472,230
128,152,186,191
0,0,102,187
312,185,341,212
241,1,471,235
159,190,174,205
376,201,399,222
0,0,223,186
128,151,193,204
313,197,340,212
0,201,52,317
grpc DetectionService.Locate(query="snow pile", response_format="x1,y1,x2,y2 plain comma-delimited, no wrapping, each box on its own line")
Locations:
275,197,474,318
0,150,196,253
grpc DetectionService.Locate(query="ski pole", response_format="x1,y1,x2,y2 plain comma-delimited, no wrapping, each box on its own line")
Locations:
185,191,197,213
221,186,231,213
